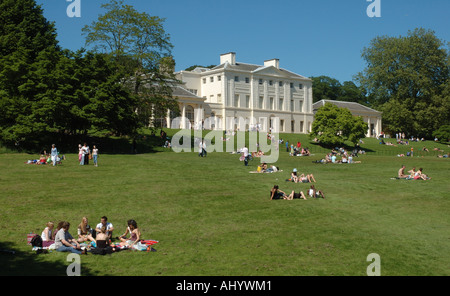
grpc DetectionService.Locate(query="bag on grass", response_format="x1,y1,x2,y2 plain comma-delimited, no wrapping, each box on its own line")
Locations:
30,235,43,248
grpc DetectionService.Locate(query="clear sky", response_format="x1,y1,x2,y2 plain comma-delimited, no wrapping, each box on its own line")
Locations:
36,0,449,83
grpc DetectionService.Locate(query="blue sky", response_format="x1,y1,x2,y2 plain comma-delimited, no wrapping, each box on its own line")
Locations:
36,0,449,83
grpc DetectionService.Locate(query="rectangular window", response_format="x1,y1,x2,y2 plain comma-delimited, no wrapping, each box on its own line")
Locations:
203,78,206,84
217,94,222,103
290,82,294,88
245,95,250,108
291,100,294,111
280,120,285,132
210,95,214,102
269,80,273,86
234,76,239,82
259,96,264,109
245,77,250,83
259,79,263,85
291,121,295,132
300,121,304,133
299,100,303,112
299,83,303,89
279,81,283,87
218,76,221,81
279,98,284,111
234,95,240,108
210,76,214,82
270,97,274,110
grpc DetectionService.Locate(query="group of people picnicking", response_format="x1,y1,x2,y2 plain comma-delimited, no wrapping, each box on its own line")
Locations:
314,147,363,164
397,165,431,180
25,143,99,167
32,216,154,255
25,144,65,166
270,167,325,200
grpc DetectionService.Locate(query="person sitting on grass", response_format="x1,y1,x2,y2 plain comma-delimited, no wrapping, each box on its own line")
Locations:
408,167,416,179
308,185,325,199
290,168,299,183
95,216,114,241
54,222,87,255
41,221,55,247
270,185,288,200
119,219,141,248
257,162,268,173
77,217,95,243
92,226,117,254
398,165,409,179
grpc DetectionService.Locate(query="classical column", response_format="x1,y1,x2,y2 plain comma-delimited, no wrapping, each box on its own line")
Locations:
181,103,186,129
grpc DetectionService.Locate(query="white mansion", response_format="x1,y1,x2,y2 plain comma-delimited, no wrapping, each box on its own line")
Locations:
166,52,315,133
162,52,382,136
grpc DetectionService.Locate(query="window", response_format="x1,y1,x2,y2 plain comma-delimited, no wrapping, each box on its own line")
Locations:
234,76,239,82
259,96,264,109
270,97,274,110
279,98,284,111
290,100,294,111
299,100,303,112
188,89,197,95
217,94,222,103
269,80,273,86
280,120,285,132
245,77,250,83
245,95,250,108
210,76,214,82
291,121,295,132
300,121,304,133
210,95,214,102
203,78,206,84
259,79,263,85
290,82,294,88
186,105,195,125
279,81,283,87
234,95,240,108
218,76,221,81
299,83,303,89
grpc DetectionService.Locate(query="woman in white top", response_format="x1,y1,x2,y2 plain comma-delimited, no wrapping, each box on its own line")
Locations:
41,222,54,241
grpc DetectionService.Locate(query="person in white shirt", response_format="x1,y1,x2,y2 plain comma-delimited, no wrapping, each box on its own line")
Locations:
242,146,249,166
95,216,114,240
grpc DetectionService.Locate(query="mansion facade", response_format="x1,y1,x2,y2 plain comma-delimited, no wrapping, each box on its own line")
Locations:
166,52,315,133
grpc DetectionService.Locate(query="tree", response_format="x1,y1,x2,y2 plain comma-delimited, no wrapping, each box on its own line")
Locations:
310,76,342,102
82,0,176,131
355,28,449,138
0,0,61,144
310,103,368,147
432,125,450,144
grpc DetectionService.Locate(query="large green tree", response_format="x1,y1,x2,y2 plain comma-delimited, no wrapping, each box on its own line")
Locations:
310,103,368,147
355,28,449,138
82,0,178,130
0,0,61,143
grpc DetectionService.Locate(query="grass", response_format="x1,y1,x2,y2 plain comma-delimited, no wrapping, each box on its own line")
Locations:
0,131,449,276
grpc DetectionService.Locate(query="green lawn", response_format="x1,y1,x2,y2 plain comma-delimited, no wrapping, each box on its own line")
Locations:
0,133,449,276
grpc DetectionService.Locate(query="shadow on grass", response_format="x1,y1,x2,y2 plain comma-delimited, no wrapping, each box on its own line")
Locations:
0,241,94,276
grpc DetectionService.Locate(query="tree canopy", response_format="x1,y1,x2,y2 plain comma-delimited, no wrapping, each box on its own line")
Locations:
355,28,449,138
310,103,368,147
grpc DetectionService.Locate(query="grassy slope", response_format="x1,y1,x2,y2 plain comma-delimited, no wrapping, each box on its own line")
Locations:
0,133,449,276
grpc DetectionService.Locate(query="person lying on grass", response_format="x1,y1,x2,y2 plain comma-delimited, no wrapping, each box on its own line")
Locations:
308,185,325,199
413,168,431,180
299,173,316,183
285,191,307,200
270,185,288,200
